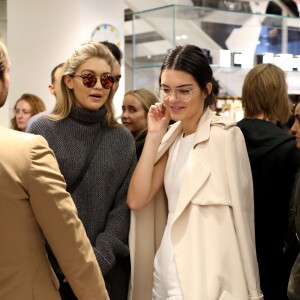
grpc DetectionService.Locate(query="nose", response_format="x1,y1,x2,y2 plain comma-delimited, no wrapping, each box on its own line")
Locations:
16,111,24,119
93,77,103,89
168,90,177,102
291,121,297,135
121,110,129,119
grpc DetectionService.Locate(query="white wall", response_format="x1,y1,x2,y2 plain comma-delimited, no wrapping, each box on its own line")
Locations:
1,0,124,127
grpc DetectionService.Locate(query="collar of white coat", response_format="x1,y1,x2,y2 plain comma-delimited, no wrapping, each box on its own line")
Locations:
156,108,236,162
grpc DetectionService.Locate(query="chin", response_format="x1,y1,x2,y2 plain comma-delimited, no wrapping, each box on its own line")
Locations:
87,105,103,111
124,125,131,131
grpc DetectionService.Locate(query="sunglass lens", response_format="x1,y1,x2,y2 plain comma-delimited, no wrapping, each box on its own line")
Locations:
101,75,114,89
83,74,97,88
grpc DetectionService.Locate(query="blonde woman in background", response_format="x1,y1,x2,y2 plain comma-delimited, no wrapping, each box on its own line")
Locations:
122,88,157,159
11,93,45,131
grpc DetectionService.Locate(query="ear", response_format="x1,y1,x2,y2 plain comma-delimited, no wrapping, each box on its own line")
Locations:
48,84,55,95
206,82,212,96
63,75,74,90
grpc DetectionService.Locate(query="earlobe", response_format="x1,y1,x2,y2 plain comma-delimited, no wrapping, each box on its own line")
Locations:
206,82,213,95
63,75,74,89
48,84,55,96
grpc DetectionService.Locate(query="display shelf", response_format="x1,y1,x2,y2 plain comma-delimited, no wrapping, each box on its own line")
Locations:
132,4,300,96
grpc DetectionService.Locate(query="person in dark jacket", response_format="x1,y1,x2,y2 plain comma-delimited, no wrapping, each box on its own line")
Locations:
237,63,300,299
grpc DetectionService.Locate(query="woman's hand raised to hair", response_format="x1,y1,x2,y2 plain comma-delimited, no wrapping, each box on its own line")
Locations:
147,103,171,138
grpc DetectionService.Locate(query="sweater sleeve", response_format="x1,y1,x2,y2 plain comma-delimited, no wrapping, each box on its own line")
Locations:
93,138,137,275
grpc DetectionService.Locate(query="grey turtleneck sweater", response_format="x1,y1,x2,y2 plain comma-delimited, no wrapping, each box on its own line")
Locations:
29,106,136,299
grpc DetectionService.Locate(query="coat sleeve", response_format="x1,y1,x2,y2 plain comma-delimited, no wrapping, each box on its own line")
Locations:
225,127,264,299
27,135,109,300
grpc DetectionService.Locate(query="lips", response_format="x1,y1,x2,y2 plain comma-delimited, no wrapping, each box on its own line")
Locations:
89,93,102,99
170,105,185,113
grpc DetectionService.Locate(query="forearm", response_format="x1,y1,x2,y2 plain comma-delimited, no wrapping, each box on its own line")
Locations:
127,132,163,210
93,197,131,275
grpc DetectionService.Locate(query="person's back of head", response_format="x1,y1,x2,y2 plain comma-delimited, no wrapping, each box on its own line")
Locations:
49,62,64,97
51,63,64,85
100,41,123,95
0,40,10,108
100,41,123,65
242,63,291,124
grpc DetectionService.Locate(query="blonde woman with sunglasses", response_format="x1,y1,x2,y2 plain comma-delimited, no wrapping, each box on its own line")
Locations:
28,41,136,300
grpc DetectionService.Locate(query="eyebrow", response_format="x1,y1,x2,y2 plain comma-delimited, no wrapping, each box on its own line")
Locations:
161,83,193,88
80,69,111,75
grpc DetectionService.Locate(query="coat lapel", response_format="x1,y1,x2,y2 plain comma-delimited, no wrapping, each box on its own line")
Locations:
174,109,213,220
155,109,216,221
155,122,183,162
174,152,210,220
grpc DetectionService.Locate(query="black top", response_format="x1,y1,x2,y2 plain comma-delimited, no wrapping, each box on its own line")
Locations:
238,118,300,299
135,130,147,160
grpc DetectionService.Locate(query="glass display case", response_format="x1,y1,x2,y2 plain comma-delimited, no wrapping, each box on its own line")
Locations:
131,4,300,101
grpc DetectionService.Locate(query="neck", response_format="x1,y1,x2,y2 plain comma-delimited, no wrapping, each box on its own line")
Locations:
255,113,276,124
181,109,205,136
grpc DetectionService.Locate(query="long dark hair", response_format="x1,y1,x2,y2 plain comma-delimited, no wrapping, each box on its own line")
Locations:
159,44,214,108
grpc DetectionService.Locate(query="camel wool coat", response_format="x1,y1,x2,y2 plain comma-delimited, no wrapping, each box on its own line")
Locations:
128,109,263,300
0,126,108,300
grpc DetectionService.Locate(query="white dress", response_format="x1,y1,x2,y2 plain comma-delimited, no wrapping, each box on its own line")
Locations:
152,133,195,300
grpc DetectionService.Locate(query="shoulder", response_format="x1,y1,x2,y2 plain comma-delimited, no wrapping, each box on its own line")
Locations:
109,125,135,141
106,126,136,155
26,111,47,131
209,114,242,141
28,116,56,135
207,115,245,150
210,114,236,130
0,126,49,153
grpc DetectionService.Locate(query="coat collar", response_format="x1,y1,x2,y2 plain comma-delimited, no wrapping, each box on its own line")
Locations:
156,108,235,161
155,108,236,220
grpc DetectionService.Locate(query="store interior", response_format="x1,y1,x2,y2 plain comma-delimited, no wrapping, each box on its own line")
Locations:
0,0,300,123
124,0,300,121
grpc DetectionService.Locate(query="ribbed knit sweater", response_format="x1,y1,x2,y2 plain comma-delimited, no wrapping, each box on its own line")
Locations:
29,106,136,300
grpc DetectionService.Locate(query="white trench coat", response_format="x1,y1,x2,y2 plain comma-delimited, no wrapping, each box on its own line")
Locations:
128,109,263,300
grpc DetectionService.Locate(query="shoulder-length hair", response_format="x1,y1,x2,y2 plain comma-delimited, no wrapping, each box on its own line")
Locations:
242,63,291,123
48,41,118,127
159,44,214,108
124,88,157,116
11,93,45,130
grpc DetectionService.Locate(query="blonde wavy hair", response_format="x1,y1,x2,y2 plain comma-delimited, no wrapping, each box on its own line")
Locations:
48,41,119,127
